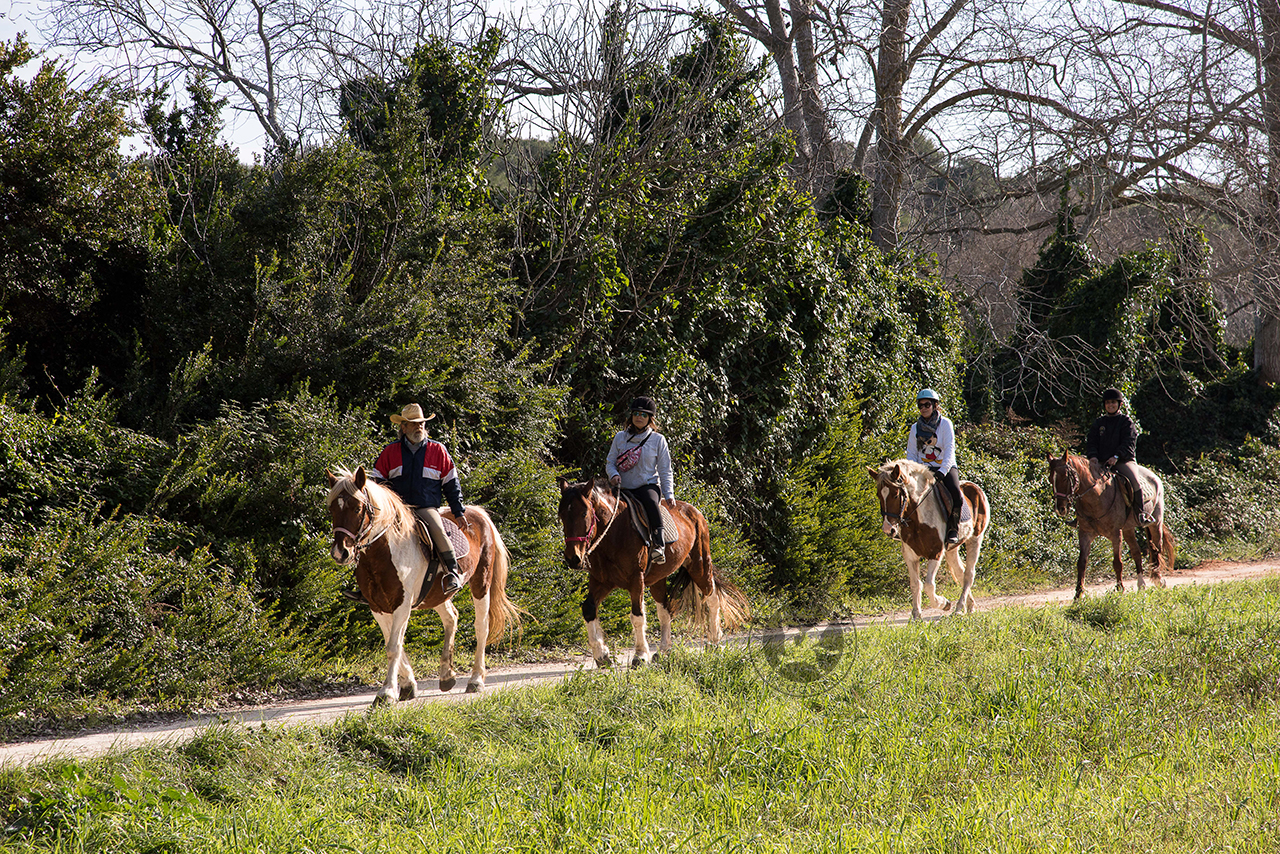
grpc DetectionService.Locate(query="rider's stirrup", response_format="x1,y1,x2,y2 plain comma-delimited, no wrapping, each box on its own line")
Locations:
650,545,667,564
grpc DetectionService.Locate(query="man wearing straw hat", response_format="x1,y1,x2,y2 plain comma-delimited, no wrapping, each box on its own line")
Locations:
344,403,468,603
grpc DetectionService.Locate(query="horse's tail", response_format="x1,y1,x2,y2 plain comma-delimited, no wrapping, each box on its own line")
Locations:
671,510,751,633
476,507,523,646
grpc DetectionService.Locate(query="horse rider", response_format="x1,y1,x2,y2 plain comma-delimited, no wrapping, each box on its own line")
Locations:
1086,387,1154,525
343,403,468,604
905,388,963,544
606,396,675,564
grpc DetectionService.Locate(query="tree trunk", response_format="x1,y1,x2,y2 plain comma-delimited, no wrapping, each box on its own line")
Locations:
1258,0,1280,383
790,0,835,195
871,0,910,252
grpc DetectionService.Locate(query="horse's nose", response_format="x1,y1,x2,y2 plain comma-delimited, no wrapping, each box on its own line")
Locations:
564,550,581,569
882,519,894,537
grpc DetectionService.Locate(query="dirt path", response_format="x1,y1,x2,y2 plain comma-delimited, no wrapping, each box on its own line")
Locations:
3,558,1277,768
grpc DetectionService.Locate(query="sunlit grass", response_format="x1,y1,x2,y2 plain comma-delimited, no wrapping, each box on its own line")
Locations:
2,578,1278,853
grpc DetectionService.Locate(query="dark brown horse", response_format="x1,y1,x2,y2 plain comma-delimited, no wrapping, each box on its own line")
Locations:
1047,451,1177,600
326,466,521,704
556,478,750,666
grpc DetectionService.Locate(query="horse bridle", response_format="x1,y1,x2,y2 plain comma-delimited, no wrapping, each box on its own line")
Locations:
880,477,935,527
1052,461,1083,508
331,486,390,565
564,485,622,558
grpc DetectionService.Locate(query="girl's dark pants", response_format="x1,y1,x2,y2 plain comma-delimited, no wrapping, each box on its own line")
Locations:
631,483,663,543
940,468,962,514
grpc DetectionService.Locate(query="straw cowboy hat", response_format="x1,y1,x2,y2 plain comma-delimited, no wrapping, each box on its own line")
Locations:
389,403,437,426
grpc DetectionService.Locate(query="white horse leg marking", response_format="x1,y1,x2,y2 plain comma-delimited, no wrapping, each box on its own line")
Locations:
924,557,951,613
374,608,411,705
434,599,459,692
631,605,652,667
468,592,490,692
959,536,982,614
587,619,612,667
655,601,673,652
905,549,924,621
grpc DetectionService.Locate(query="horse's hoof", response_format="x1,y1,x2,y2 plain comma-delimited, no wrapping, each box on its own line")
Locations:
630,655,650,669
1115,584,1125,593
594,655,614,669
465,681,482,694
439,676,457,692
372,691,395,707
398,682,418,702
940,600,953,612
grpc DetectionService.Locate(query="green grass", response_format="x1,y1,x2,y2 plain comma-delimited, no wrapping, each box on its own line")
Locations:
2,579,1279,853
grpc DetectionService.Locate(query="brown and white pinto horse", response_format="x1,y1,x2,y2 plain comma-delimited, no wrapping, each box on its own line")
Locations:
325,466,520,704
556,478,750,667
1047,450,1177,600
867,459,991,620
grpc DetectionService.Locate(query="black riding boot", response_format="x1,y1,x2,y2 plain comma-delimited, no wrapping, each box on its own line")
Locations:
440,551,465,595
341,586,368,605
650,528,666,564
945,507,961,544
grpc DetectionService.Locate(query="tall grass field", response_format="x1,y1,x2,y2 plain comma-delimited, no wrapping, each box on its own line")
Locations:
2,579,1278,853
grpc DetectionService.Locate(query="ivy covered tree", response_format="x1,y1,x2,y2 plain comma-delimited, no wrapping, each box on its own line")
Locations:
0,37,161,404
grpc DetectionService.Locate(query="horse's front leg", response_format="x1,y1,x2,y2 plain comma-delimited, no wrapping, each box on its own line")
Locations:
923,555,952,613
1075,530,1094,600
1123,528,1146,591
583,578,614,668
467,590,491,693
946,546,976,616
629,581,653,667
904,547,925,621
372,609,413,705
434,599,459,692
1110,535,1125,593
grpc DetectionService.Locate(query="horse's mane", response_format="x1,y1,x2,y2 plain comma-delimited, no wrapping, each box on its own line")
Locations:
873,458,935,500
557,478,610,516
327,466,416,535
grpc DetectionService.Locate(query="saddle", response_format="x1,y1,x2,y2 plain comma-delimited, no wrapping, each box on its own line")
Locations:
410,513,471,601
931,471,973,524
622,489,679,545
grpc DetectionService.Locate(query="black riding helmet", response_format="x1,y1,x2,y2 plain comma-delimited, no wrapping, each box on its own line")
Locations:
630,396,657,416
1102,387,1124,403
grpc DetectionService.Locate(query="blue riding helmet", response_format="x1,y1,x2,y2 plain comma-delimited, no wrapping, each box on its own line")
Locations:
916,388,941,402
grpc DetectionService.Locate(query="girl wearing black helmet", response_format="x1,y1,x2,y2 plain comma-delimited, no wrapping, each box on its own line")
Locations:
1086,388,1154,525
906,388,964,543
606,396,675,564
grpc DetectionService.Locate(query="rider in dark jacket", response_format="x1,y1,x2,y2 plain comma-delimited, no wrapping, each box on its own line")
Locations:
1085,388,1154,525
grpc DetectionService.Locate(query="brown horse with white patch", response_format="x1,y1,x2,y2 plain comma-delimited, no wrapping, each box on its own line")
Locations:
1047,450,1176,600
326,466,520,704
556,478,750,666
868,459,991,619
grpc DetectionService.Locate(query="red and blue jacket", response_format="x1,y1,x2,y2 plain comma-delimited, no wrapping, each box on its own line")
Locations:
372,438,465,516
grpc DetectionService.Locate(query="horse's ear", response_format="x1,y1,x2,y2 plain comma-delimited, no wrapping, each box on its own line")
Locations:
866,467,880,481
556,476,569,491
889,463,901,482
1061,449,1070,462
325,469,338,487
354,466,367,489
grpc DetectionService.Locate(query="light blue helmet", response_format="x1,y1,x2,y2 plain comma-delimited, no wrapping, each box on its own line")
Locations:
916,388,941,402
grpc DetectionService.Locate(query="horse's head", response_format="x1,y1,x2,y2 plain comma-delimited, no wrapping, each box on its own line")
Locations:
326,466,370,564
867,461,911,539
1046,451,1079,517
557,476,607,569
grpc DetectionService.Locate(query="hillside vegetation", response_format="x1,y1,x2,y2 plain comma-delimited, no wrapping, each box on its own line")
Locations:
1,28,1278,733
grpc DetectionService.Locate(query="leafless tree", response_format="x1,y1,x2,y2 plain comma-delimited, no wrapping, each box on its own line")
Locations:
39,0,492,152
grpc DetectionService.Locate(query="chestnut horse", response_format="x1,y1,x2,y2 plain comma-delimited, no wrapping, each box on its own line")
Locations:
1047,451,1177,600
556,478,750,667
867,459,991,619
326,466,520,704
